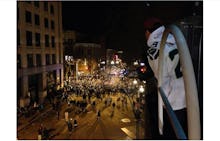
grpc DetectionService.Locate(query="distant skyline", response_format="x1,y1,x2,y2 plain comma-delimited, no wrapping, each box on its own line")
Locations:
62,1,202,63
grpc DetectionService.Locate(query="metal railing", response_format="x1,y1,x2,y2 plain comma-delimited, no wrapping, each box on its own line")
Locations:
158,24,201,139
158,87,187,139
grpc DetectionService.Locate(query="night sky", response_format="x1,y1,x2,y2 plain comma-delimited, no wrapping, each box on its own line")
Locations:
62,1,202,64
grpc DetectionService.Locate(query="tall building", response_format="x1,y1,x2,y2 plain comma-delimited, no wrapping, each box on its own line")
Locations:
17,1,63,106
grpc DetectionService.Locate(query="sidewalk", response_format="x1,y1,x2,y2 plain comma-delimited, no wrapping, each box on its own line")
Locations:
17,101,52,132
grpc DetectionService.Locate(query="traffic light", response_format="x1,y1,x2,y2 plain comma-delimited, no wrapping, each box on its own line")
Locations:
140,67,146,73
136,66,147,80
138,66,147,73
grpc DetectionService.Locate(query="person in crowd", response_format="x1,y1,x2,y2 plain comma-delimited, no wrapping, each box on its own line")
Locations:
38,124,44,138
74,119,78,128
67,119,73,134
97,110,101,120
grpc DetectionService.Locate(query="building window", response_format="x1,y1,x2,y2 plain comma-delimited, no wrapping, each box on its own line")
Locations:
34,14,40,25
17,54,21,68
36,54,41,66
26,31,32,46
34,1,39,8
44,18,49,28
45,34,49,47
44,2,48,11
50,5,54,14
35,33,40,47
51,20,54,30
46,54,50,65
17,30,20,46
51,36,55,48
27,54,34,68
25,11,32,23
52,54,56,64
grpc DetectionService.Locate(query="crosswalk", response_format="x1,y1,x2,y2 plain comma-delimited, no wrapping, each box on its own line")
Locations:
121,127,136,139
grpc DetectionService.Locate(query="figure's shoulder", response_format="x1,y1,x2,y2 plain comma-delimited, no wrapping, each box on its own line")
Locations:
164,42,177,55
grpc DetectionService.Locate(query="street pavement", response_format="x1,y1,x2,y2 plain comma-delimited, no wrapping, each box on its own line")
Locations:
17,93,151,140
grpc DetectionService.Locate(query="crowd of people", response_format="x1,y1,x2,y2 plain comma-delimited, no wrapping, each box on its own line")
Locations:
61,75,145,114
35,74,145,139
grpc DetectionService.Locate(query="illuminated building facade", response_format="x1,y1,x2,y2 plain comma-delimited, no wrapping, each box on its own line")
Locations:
17,1,64,106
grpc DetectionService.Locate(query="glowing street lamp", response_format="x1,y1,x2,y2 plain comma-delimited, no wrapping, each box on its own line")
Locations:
133,61,138,66
139,85,145,93
110,60,115,65
133,79,138,85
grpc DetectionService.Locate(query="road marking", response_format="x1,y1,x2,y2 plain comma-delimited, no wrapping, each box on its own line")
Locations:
121,127,135,139
121,118,131,123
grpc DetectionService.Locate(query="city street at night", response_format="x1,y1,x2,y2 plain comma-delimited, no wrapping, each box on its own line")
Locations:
17,87,148,140
14,1,204,140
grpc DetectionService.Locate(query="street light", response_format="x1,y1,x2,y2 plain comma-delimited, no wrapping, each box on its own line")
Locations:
139,85,145,93
133,61,138,66
110,60,115,65
133,79,138,85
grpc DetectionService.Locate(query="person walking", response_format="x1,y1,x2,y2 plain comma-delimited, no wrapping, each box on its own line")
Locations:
97,110,101,120
144,17,188,139
74,119,78,128
38,124,44,140
55,100,61,120
67,119,73,134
